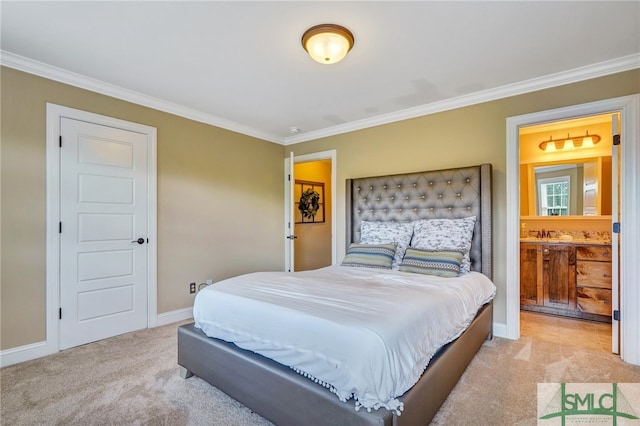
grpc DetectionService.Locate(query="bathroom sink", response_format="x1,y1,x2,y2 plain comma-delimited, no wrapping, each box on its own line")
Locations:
520,237,570,243
520,237,542,242
520,236,610,244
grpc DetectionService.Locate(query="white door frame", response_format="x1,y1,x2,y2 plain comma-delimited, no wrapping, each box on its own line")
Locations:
46,103,158,354
284,150,337,271
505,95,640,365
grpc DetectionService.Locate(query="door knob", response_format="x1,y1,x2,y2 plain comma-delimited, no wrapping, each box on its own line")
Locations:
131,238,145,244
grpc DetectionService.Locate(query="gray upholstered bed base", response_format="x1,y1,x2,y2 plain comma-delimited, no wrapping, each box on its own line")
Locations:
178,301,492,426
178,163,494,425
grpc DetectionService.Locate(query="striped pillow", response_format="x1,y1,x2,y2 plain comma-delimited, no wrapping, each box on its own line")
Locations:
399,248,463,277
341,243,398,269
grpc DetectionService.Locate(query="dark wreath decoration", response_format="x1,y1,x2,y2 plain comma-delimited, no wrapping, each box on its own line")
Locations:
298,188,321,219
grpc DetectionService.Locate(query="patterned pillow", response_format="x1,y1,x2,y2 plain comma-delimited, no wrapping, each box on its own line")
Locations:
411,216,476,273
341,243,398,269
360,221,414,269
399,248,463,277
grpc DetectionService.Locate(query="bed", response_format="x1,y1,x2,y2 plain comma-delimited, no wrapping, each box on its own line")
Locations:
178,163,494,425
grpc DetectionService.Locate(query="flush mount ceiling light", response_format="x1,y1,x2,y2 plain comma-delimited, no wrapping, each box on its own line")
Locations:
301,24,354,64
539,131,601,152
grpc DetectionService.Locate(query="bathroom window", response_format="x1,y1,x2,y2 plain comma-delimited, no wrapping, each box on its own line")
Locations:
538,176,570,216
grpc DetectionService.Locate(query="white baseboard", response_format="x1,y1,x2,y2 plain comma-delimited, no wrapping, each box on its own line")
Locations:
0,340,54,368
1,308,194,368
492,322,509,339
156,307,193,326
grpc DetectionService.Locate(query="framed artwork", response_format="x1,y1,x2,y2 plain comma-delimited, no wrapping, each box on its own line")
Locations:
294,180,325,224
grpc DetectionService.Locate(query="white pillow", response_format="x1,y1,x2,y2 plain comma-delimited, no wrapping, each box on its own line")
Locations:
411,216,476,273
360,221,414,269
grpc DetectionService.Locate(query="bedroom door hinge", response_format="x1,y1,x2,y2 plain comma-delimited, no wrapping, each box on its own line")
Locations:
613,222,620,234
59,222,62,234
613,134,621,146
59,136,62,147
59,308,62,320
613,310,620,321
288,174,291,181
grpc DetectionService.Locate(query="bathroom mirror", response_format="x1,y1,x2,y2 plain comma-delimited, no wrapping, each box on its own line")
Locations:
521,157,612,217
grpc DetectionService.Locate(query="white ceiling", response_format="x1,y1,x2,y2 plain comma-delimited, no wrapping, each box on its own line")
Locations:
2,1,639,145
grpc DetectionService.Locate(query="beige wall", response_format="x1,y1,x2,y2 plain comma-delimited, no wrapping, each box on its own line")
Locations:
294,160,332,271
287,69,640,325
2,64,638,351
0,67,285,350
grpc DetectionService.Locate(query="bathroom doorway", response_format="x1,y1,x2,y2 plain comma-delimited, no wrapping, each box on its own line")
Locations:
518,113,617,354
506,95,640,364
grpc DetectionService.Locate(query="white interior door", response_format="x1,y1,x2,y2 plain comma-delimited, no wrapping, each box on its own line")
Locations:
611,113,621,354
59,117,149,349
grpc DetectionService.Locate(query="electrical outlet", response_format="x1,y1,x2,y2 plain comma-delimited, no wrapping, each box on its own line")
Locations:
189,282,196,294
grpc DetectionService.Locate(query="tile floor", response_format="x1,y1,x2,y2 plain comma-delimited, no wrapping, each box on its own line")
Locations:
520,310,613,354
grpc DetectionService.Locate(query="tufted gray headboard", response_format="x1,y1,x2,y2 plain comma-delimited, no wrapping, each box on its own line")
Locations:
346,164,492,279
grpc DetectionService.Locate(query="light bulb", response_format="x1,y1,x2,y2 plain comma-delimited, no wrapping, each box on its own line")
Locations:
582,136,594,148
564,139,575,150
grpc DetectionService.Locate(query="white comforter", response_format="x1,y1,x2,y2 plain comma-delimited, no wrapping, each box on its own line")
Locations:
193,265,496,413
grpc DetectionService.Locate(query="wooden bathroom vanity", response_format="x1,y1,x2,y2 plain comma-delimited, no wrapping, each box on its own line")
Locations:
520,240,612,322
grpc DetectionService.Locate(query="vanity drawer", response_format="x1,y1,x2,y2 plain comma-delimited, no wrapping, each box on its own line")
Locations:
576,261,612,288
577,287,611,316
576,246,611,262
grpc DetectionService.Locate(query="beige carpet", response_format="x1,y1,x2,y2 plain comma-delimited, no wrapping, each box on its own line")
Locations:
2,320,639,425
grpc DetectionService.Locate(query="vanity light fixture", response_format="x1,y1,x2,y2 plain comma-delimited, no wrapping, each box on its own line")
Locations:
539,131,601,153
302,24,354,64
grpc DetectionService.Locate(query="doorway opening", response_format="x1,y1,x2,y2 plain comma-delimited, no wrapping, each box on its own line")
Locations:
284,150,337,272
293,159,333,271
519,113,616,354
506,95,640,366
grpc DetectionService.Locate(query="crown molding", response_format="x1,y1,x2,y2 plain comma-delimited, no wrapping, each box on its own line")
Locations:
0,50,281,144
2,50,638,146
283,53,640,145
